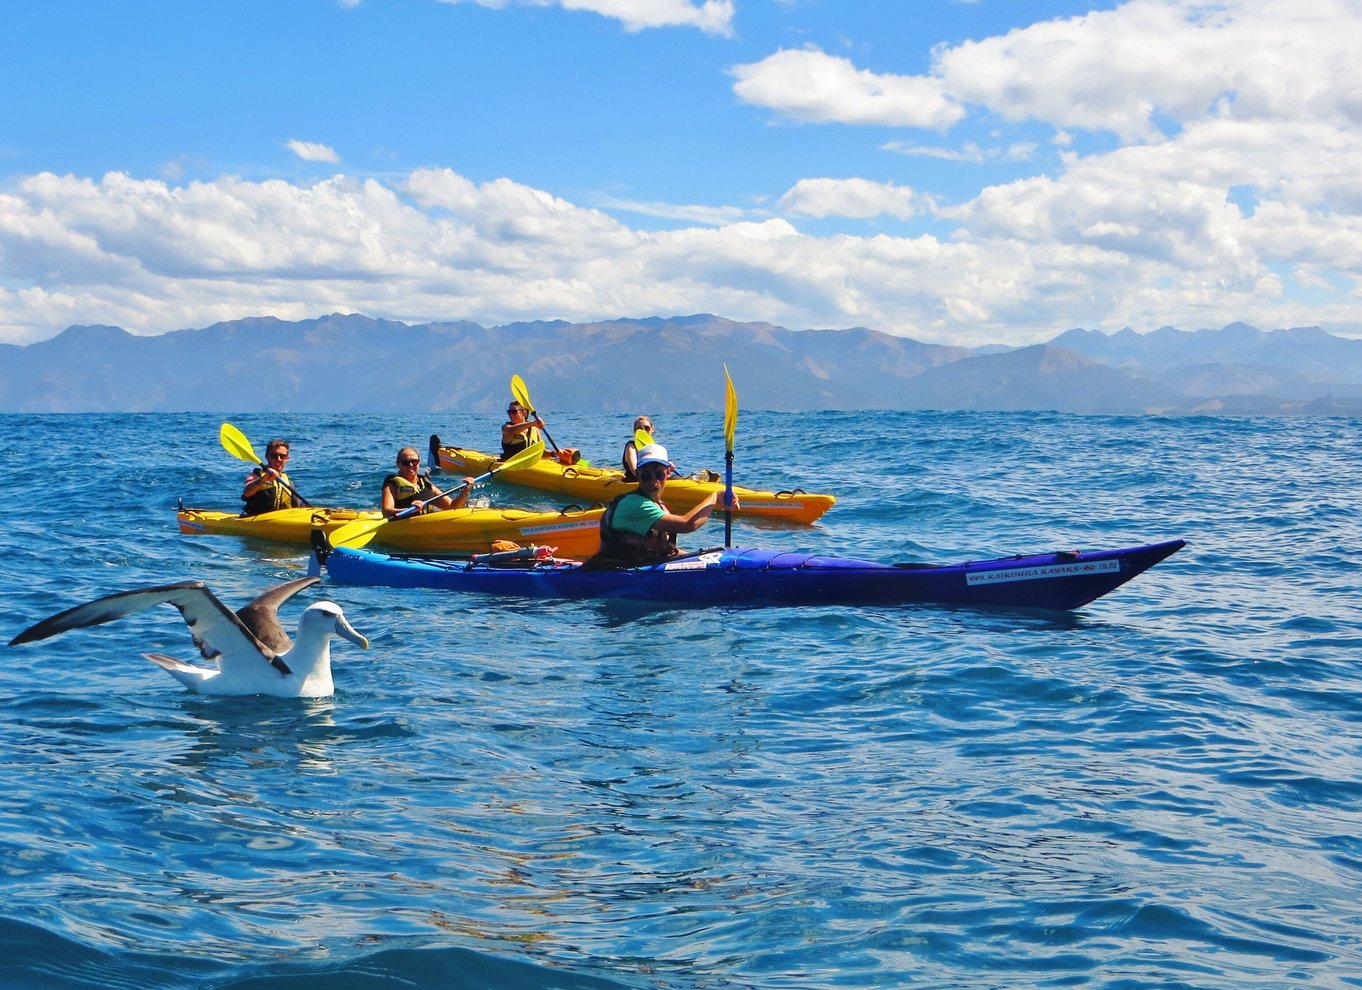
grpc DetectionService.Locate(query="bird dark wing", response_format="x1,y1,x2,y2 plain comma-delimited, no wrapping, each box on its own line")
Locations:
8,581,287,673
234,576,320,653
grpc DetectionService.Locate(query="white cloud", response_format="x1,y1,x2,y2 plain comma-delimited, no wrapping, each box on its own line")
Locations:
591,193,752,226
435,0,734,35
737,1,1362,142
777,178,926,221
731,48,965,128
4,156,1360,349
286,140,341,163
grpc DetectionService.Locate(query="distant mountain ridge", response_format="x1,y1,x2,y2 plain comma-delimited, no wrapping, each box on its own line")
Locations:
1,313,1359,415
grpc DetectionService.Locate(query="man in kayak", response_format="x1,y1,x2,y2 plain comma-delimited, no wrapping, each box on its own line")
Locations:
591,444,734,566
502,402,546,458
382,447,475,518
241,438,302,516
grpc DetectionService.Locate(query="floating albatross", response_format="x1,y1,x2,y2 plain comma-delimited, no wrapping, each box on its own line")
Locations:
8,576,369,698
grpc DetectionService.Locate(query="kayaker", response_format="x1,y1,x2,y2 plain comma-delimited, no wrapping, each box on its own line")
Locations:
241,439,302,516
381,447,475,518
590,444,736,566
502,402,546,458
621,415,653,482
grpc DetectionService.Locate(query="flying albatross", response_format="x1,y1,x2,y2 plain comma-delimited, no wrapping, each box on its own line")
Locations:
8,576,369,697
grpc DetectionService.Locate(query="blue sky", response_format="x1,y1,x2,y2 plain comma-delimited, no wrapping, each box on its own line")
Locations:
3,0,1361,346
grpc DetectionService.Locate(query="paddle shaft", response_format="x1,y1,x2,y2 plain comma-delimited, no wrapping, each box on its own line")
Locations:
387,473,468,521
724,452,733,547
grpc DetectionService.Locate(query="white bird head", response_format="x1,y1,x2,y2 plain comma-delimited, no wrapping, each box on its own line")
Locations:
279,601,369,698
298,600,369,647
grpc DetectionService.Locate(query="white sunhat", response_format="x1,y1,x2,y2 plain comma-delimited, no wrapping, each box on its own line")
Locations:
636,443,669,469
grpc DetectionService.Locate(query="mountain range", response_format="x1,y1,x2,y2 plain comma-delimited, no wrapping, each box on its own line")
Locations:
2,313,1360,416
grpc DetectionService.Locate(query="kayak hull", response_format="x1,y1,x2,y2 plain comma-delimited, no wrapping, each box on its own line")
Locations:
177,505,604,557
319,539,1186,611
433,444,836,525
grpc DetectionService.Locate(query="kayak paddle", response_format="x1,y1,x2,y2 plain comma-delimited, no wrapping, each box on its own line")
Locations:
510,374,562,455
218,422,313,507
327,441,546,549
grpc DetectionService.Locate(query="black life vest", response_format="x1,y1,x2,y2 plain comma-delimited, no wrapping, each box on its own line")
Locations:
587,492,678,568
502,424,542,458
241,468,299,516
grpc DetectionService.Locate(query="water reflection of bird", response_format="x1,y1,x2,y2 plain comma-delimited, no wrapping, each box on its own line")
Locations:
9,577,368,698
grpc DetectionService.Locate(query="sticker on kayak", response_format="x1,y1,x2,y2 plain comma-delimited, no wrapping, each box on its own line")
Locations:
661,551,724,572
965,558,1121,586
519,520,599,536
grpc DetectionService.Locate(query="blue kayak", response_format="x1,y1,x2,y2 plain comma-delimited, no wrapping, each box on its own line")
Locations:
315,539,1185,611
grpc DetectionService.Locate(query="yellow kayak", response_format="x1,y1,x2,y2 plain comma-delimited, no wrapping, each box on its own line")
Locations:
432,443,836,525
177,504,604,556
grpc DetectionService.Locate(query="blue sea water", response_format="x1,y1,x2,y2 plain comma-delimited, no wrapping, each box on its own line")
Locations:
1,409,1359,989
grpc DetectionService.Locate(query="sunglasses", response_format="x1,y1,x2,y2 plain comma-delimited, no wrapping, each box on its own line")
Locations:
268,451,289,460
399,457,420,466
638,466,668,479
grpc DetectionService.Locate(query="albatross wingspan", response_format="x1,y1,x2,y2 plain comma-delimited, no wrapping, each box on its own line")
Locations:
8,577,367,697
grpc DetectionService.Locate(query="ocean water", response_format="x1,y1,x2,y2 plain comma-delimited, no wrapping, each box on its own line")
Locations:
1,409,1359,989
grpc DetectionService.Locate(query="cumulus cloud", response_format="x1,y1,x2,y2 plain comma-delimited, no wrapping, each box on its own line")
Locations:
777,178,926,221
3,150,1358,349
731,48,965,128
286,140,341,163
737,0,1362,141
436,0,734,35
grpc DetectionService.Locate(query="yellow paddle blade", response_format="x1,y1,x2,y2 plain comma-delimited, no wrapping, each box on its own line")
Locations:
510,374,532,412
634,429,653,449
219,422,262,466
327,517,386,550
498,439,546,471
723,365,738,453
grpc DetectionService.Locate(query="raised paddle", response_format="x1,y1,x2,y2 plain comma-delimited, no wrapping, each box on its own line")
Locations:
723,365,738,547
509,374,561,455
218,422,313,507
326,441,546,549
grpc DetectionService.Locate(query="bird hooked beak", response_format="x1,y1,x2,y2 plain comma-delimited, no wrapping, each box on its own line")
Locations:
335,613,369,650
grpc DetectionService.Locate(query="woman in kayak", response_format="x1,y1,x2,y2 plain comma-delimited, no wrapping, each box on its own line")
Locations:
592,444,735,565
502,402,546,458
241,438,301,516
381,447,475,518
621,415,653,482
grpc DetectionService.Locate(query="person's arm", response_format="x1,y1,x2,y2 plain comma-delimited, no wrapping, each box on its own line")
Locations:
649,493,719,535
242,467,276,499
384,479,403,520
501,417,544,443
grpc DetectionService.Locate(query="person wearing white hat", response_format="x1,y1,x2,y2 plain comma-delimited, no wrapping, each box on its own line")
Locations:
590,443,736,566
